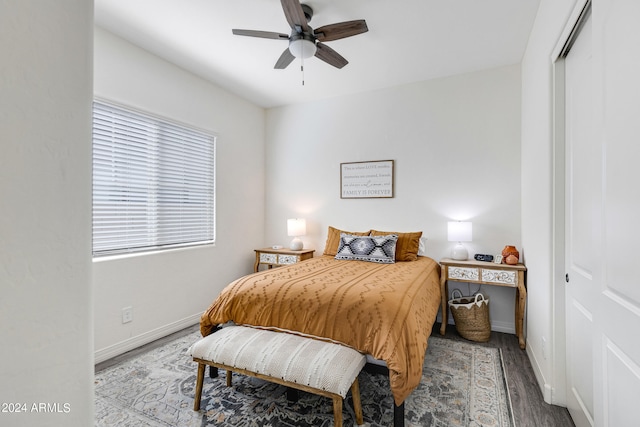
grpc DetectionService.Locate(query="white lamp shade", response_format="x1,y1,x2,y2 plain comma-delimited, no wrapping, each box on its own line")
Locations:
287,218,306,237
447,221,472,242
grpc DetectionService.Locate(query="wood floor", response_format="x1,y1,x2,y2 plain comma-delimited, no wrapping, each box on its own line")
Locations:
96,323,575,427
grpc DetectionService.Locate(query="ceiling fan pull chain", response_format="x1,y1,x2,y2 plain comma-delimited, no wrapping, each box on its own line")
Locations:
301,57,305,86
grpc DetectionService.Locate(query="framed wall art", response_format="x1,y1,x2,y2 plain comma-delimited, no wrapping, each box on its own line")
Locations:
340,160,394,199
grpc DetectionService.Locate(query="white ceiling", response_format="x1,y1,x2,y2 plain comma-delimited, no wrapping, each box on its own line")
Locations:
94,0,541,108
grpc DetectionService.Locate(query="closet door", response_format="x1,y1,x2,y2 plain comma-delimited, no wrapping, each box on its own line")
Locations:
564,10,595,427
591,0,640,426
563,1,640,426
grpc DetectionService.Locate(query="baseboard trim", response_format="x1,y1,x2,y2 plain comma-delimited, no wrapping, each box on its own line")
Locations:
94,313,201,364
527,343,553,404
490,320,516,334
543,382,553,403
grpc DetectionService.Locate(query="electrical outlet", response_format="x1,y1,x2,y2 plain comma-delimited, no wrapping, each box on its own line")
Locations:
122,306,133,324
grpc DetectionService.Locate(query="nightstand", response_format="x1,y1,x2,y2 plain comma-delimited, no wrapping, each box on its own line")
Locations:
254,248,315,272
439,258,527,349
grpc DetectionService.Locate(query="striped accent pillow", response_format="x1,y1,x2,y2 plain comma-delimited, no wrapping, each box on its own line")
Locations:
323,226,371,256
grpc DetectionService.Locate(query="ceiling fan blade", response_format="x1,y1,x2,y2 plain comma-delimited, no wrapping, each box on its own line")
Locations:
232,29,289,40
314,42,348,69
274,48,295,69
280,0,309,32
315,20,368,42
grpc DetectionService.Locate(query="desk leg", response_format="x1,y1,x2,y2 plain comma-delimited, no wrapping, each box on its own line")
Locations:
515,286,519,340
440,268,448,336
253,254,260,273
516,271,526,349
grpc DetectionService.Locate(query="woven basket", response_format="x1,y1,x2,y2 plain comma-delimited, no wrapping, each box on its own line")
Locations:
448,289,491,342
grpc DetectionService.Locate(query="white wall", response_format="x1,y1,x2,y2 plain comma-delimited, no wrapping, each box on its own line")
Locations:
520,0,577,405
0,1,93,426
92,28,266,361
265,64,524,333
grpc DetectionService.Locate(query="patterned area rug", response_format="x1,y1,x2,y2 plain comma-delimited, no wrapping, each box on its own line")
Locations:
95,327,514,427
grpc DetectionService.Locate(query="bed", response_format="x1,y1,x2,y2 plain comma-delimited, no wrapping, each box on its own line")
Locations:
199,227,442,423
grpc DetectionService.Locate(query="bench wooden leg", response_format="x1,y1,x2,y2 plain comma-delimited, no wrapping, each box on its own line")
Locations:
194,363,205,411
226,370,232,387
332,396,343,427
351,378,364,425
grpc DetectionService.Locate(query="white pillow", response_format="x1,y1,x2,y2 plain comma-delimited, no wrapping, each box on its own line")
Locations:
418,236,427,256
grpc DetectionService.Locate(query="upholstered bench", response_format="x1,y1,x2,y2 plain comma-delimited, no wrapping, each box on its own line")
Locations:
191,325,366,426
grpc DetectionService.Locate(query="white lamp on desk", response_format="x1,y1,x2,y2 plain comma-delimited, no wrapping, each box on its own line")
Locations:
287,218,306,250
448,221,472,260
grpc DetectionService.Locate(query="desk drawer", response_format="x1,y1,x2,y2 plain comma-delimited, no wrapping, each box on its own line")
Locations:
259,253,278,264
448,266,479,281
481,269,517,285
278,254,299,265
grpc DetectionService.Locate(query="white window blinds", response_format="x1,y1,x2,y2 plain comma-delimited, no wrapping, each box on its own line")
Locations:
92,100,215,257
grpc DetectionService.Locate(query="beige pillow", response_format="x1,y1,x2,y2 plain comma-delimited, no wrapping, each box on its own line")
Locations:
370,230,422,261
323,226,371,256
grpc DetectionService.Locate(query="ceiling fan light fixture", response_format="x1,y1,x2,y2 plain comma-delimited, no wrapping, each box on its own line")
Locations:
289,37,316,59
231,2,367,70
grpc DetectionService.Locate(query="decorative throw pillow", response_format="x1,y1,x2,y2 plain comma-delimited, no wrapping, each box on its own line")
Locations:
335,233,398,264
370,230,422,261
418,236,427,257
323,226,371,256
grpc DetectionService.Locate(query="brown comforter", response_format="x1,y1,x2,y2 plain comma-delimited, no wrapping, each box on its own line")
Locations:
200,255,441,405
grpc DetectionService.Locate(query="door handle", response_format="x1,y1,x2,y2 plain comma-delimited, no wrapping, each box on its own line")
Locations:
566,273,570,283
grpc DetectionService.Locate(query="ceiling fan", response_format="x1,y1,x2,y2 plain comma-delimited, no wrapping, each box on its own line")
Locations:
232,0,368,69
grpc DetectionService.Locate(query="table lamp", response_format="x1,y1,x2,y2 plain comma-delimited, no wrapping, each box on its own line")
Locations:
448,221,472,260
287,218,306,250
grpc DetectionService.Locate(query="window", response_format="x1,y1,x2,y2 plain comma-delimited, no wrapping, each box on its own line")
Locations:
92,100,215,257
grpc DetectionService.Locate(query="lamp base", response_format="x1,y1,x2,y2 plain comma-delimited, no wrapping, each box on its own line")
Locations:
451,243,468,261
289,237,303,251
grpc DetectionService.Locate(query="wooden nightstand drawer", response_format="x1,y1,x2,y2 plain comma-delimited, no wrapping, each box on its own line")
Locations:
254,248,315,272
278,254,299,265
259,253,278,264
481,269,517,285
448,266,479,281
